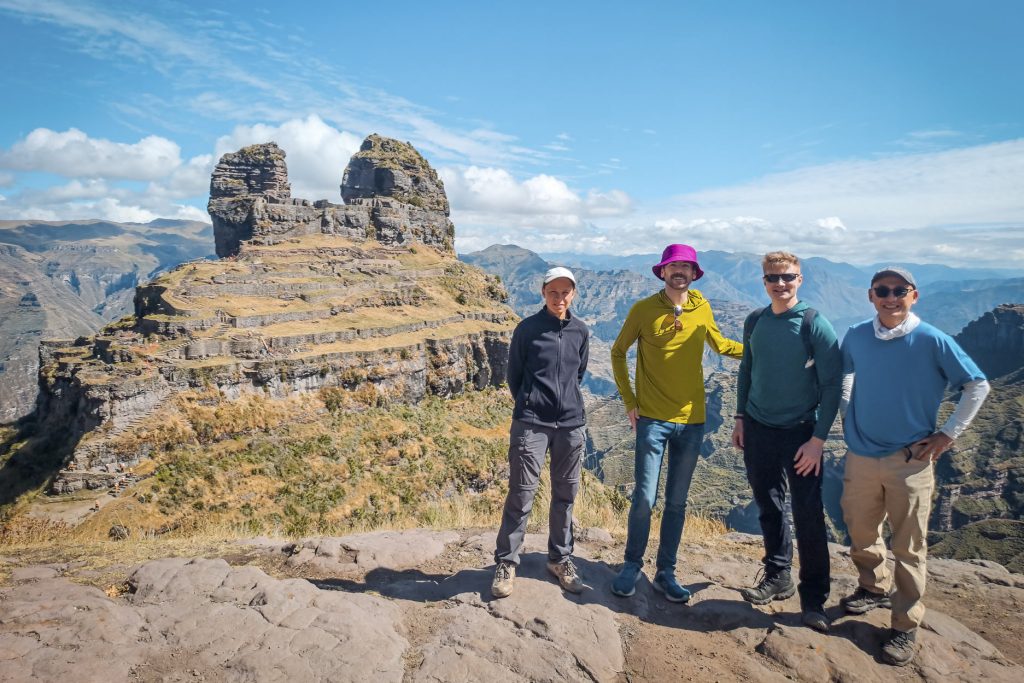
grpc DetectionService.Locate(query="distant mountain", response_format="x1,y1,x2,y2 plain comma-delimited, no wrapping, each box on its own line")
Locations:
0,219,214,422
915,278,1024,335
542,249,1024,337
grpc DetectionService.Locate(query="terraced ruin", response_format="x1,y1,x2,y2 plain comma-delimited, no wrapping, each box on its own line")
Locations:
37,136,515,494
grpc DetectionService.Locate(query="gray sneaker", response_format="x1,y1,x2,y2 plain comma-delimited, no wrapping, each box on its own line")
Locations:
840,587,892,614
547,559,584,593
492,561,516,598
881,628,917,666
740,568,795,605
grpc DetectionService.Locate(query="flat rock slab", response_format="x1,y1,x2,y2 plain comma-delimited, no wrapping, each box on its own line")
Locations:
1,529,1022,682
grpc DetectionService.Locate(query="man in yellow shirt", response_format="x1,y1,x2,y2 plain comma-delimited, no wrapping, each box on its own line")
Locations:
610,244,743,602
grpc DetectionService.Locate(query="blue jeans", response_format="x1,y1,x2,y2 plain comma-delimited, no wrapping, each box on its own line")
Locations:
624,417,704,572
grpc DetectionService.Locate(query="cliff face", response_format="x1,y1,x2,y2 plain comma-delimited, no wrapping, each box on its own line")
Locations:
928,304,1024,536
956,304,1024,379
0,220,214,422
38,136,513,494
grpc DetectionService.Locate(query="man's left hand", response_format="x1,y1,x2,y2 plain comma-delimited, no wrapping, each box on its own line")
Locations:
793,437,825,477
913,432,954,462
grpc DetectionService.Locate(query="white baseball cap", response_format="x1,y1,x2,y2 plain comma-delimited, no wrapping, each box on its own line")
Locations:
542,266,576,287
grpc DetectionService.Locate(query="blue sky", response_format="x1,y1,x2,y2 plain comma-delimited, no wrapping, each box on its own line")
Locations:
1,0,1022,266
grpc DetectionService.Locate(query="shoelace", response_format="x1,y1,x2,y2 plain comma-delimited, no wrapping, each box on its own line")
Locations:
561,560,579,580
751,567,768,589
496,563,512,581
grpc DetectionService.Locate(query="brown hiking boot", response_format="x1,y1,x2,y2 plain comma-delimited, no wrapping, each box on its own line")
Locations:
547,559,584,593
491,561,515,598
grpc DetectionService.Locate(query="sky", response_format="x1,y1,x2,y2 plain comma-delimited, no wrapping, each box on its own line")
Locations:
0,0,1022,267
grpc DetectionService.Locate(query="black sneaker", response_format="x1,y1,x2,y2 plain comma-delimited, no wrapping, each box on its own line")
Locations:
881,628,917,666
840,586,892,614
739,568,795,605
801,605,830,633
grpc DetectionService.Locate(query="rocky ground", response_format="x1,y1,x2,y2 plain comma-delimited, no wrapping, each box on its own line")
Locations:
1,528,1021,682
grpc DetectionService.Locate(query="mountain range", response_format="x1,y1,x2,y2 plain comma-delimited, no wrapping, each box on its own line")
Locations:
0,219,214,422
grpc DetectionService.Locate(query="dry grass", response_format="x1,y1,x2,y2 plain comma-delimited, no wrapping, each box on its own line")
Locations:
1,386,730,578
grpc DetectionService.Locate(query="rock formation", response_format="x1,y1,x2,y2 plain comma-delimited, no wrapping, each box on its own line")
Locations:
1,528,1021,681
956,304,1024,379
36,136,513,494
208,136,454,259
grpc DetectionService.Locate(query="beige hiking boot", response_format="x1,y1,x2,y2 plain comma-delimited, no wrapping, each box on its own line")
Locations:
547,559,584,593
492,561,515,598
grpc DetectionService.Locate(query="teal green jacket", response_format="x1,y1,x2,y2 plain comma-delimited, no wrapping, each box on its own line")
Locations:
736,301,842,440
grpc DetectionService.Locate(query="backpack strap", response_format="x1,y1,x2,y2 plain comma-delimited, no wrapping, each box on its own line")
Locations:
742,307,767,348
800,308,818,361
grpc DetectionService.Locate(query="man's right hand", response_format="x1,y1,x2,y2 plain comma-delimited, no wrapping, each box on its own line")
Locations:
627,408,638,431
731,419,744,450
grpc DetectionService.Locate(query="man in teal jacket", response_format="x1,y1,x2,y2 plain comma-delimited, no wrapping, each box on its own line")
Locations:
731,251,841,632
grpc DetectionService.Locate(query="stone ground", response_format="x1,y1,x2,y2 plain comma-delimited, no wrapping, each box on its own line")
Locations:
1,529,1022,682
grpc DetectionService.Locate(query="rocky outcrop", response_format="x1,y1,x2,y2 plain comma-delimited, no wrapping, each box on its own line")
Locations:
956,304,1024,380
38,136,514,494
208,136,454,259
1,528,1021,682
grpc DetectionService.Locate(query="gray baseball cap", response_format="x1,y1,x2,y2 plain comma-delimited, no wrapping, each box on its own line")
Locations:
871,266,916,287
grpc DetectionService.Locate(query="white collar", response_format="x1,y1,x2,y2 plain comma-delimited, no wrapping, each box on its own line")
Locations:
873,312,921,340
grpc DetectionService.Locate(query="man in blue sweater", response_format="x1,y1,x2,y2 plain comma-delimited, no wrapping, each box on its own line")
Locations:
731,251,842,633
493,267,590,598
839,267,989,666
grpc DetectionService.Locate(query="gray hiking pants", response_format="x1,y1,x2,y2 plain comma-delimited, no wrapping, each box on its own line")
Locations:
495,419,585,565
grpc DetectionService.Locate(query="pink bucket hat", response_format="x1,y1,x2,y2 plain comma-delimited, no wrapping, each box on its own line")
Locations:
652,244,704,281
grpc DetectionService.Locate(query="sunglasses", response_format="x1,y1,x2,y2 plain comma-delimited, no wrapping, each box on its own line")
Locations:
672,304,683,330
763,273,799,283
872,285,915,299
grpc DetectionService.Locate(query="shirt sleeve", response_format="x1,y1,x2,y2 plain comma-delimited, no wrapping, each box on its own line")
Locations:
839,333,855,418
735,313,752,416
940,378,990,439
611,304,642,412
811,314,842,441
507,321,526,399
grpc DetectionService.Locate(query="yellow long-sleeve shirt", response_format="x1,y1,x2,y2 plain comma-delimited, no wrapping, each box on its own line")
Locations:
611,289,743,424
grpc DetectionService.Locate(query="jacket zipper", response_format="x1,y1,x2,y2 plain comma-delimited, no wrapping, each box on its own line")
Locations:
555,319,565,428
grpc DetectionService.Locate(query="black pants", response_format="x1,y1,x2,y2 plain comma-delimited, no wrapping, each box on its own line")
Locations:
743,416,830,609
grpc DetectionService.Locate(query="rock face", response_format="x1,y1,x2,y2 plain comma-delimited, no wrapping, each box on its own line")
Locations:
37,136,513,494
0,220,213,422
1,528,1021,682
956,304,1024,380
209,136,454,259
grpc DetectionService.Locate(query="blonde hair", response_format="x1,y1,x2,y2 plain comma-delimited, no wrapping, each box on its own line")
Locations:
762,251,800,270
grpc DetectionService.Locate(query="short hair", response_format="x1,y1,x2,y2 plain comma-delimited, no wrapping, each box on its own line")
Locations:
762,251,800,270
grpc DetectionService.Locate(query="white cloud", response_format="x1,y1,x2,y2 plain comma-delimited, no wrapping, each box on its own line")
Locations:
671,139,1024,230
454,140,1024,267
441,166,632,220
0,127,182,180
215,115,362,201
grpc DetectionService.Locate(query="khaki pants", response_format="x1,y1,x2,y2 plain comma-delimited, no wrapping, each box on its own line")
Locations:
841,450,935,631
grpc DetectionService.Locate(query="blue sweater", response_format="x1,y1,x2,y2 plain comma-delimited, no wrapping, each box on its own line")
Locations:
841,319,985,457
